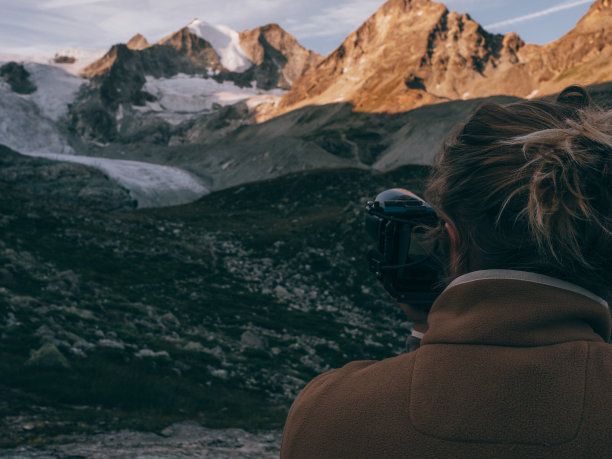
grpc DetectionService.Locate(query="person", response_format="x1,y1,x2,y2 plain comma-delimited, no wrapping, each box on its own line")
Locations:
280,86,612,458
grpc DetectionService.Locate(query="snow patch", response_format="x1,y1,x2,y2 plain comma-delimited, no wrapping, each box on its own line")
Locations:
137,74,285,124
188,19,252,72
23,63,85,120
0,60,85,121
0,84,76,155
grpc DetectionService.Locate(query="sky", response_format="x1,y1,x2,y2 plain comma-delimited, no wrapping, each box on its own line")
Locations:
0,0,594,57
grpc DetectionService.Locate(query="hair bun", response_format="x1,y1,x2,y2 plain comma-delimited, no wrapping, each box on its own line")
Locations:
556,85,591,109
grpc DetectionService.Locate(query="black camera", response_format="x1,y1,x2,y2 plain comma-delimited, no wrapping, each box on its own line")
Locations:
365,188,442,308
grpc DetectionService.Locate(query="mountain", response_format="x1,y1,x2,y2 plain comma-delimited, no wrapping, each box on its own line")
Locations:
82,20,321,88
126,33,151,51
275,0,612,116
239,23,322,90
521,0,612,96
68,20,321,142
2,2,612,208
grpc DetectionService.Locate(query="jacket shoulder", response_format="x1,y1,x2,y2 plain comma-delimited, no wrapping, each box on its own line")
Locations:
280,354,416,458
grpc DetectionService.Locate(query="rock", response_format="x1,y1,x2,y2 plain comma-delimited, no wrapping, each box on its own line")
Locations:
0,62,37,94
208,366,229,380
25,344,70,369
8,422,282,458
240,331,266,350
98,339,126,349
0,268,16,288
273,285,290,300
184,341,205,352
160,312,180,328
135,349,170,358
53,54,77,64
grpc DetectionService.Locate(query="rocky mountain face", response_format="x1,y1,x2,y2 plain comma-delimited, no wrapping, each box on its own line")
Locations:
276,0,612,116
82,30,221,81
239,24,322,90
521,0,612,96
82,23,320,87
69,22,321,142
126,33,151,51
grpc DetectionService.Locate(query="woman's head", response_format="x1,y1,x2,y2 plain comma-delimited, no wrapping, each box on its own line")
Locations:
425,86,612,298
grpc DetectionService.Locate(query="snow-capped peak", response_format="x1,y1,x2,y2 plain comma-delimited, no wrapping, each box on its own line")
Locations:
187,19,252,72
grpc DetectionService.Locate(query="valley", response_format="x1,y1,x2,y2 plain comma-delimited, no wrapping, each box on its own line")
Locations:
1,0,612,455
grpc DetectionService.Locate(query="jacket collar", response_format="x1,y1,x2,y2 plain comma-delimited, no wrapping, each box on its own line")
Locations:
422,270,612,347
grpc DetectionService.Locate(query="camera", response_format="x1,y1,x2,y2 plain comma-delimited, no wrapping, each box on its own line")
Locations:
365,188,442,309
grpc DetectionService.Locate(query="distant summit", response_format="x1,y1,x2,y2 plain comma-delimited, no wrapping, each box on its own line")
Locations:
187,19,252,72
126,34,150,51
274,0,612,116
70,20,321,141
239,24,322,89
82,20,321,89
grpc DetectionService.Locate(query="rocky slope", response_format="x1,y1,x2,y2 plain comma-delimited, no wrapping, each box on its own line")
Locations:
0,162,430,448
275,0,612,115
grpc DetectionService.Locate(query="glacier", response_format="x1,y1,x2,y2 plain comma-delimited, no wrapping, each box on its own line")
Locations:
19,151,209,208
0,62,209,208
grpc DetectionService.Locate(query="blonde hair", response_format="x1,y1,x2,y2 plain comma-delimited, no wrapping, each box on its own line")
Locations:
425,86,612,298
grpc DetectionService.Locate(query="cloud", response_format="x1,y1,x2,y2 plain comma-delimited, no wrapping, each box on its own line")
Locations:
286,0,380,38
484,0,592,29
39,0,115,8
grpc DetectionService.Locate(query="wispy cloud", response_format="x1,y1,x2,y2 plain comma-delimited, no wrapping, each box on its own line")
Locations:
39,0,115,8
286,0,380,38
484,0,592,29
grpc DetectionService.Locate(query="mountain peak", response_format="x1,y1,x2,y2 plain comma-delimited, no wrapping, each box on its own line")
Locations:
126,34,150,51
187,19,252,72
239,23,322,89
277,0,510,114
271,0,611,118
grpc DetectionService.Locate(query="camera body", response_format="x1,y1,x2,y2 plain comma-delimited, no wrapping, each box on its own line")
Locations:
365,188,441,308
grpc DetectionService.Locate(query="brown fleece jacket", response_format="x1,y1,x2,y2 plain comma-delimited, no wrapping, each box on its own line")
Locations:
280,270,612,459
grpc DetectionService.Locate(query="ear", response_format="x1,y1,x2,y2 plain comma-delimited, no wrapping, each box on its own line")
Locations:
445,221,460,275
